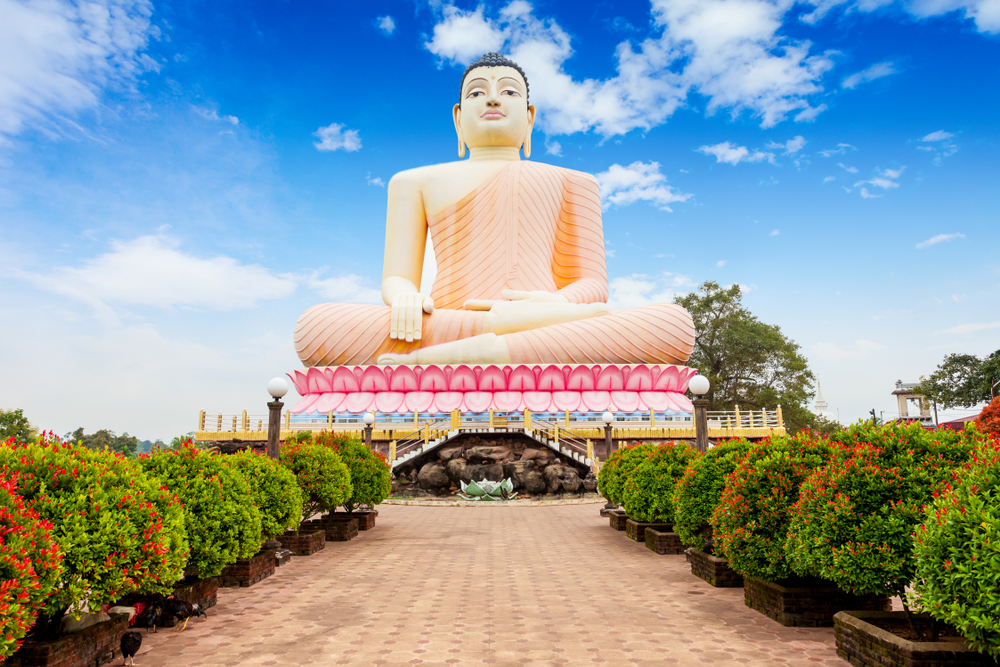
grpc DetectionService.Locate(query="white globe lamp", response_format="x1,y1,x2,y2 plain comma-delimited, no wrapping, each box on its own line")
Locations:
363,412,376,426
688,374,710,396
602,411,614,425
267,377,289,399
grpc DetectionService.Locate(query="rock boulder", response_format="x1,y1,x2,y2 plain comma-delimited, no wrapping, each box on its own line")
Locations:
417,462,450,489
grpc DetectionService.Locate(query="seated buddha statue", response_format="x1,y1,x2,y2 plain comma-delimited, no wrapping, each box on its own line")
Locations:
295,52,695,368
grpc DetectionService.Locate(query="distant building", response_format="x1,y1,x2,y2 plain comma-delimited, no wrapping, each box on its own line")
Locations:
891,380,935,428
812,382,838,423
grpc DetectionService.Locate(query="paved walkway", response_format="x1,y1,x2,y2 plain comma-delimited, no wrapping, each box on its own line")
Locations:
134,503,849,667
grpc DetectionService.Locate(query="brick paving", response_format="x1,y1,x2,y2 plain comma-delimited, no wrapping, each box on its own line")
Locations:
132,503,849,667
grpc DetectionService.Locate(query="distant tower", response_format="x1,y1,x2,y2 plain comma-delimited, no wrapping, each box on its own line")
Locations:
813,381,838,423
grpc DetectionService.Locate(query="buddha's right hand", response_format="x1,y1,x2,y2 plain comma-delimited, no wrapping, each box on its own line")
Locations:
389,292,434,343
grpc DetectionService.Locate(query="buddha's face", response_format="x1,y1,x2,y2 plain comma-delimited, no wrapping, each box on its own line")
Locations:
454,66,535,151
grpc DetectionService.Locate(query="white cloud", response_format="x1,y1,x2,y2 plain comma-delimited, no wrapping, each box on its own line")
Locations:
810,339,887,360
0,0,160,139
770,228,780,236
819,143,857,157
801,0,1000,33
916,232,965,249
854,166,905,196
313,123,362,152
767,135,806,154
697,142,775,165
938,321,1000,335
607,272,693,309
306,273,382,304
596,161,692,212
193,106,239,126
425,0,831,135
13,235,298,325
921,130,954,142
716,259,727,268
366,172,385,187
838,163,858,173
377,15,396,36
842,61,897,89
823,175,836,183
545,139,562,156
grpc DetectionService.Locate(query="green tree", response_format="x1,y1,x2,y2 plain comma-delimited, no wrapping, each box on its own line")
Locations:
916,350,1000,409
0,409,36,442
67,427,139,457
674,282,817,433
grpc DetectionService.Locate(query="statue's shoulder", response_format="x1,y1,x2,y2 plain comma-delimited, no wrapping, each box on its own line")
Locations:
523,161,599,188
389,161,467,188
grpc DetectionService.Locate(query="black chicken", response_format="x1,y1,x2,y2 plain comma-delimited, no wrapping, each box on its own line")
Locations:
121,630,142,666
134,602,163,633
165,596,207,632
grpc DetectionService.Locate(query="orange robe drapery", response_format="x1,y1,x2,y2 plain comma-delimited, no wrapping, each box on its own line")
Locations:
295,161,695,367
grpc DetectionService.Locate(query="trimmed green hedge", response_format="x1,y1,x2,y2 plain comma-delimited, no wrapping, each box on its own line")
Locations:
280,442,352,520
312,433,391,512
598,443,655,507
621,442,700,523
229,449,303,539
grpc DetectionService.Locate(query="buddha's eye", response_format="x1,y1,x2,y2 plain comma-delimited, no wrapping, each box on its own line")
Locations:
466,90,484,98
501,90,520,97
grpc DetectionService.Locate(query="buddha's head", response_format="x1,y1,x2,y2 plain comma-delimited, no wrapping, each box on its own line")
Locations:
454,52,536,158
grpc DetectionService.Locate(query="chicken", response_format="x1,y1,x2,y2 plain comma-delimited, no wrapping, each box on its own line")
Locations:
134,602,163,633
121,630,142,666
164,596,207,632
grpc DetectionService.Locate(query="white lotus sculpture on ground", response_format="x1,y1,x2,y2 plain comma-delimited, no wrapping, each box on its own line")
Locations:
458,478,517,501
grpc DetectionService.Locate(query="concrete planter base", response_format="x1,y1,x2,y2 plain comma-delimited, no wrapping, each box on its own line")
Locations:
625,519,673,542
686,549,743,587
744,576,892,627
609,510,628,531
331,510,376,530
3,614,129,667
302,517,359,541
835,611,998,667
279,529,326,555
644,528,686,555
219,548,276,588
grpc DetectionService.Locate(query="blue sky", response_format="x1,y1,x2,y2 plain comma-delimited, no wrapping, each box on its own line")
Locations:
1,0,998,440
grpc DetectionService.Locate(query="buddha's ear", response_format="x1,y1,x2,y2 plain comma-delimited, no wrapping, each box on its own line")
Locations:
453,103,466,159
523,104,536,159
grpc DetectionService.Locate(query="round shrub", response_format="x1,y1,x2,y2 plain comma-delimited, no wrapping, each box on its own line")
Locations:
711,432,831,581
786,422,976,601
597,443,655,507
0,435,187,626
975,396,1000,439
228,449,303,539
913,437,1000,659
139,442,261,578
673,439,757,549
0,474,62,659
280,442,352,520
621,442,700,523
313,433,391,512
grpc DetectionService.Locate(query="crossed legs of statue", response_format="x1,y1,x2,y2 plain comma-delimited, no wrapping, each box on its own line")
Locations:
295,301,695,367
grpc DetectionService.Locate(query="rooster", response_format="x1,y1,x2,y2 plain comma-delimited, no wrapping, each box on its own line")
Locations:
165,596,207,632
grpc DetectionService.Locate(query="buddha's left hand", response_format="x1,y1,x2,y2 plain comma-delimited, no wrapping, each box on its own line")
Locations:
463,290,569,310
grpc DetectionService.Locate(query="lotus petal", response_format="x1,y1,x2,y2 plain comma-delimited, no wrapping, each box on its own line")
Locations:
625,365,653,391
360,366,389,392
343,392,375,413
492,391,522,411
306,367,332,394
403,391,435,413
419,365,449,391
374,391,405,413
581,391,611,412
666,393,694,413
523,391,553,412
449,365,478,391
478,365,507,391
331,366,361,392
433,391,463,413
640,391,671,411
389,365,418,391
596,366,624,391
537,365,566,391
551,391,581,412
462,391,493,413
288,370,309,396
290,394,321,414
611,391,640,413
507,365,536,391
567,365,597,390
315,392,346,413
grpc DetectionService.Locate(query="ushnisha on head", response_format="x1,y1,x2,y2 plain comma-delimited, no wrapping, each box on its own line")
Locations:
453,52,535,158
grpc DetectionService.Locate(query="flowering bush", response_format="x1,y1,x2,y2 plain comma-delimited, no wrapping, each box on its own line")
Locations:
786,422,976,604
975,396,1000,439
312,433,391,512
672,439,757,549
0,475,62,659
597,443,655,507
139,442,261,578
711,433,830,581
0,435,187,628
621,442,700,523
913,437,1000,658
228,450,303,540
280,442,352,520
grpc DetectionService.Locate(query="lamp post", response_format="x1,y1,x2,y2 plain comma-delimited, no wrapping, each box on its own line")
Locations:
602,411,614,460
689,374,710,453
266,377,288,461
363,411,375,451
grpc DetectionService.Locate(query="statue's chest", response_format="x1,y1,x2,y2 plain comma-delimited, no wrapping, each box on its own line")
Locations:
429,164,562,271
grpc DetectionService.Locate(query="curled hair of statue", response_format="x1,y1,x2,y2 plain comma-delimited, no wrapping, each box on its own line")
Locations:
460,52,529,107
